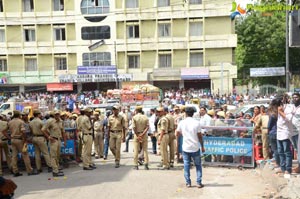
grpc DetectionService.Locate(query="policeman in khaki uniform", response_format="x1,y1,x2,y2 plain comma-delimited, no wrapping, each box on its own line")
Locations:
80,108,95,170
165,107,176,168
157,107,170,170
0,114,11,176
9,110,38,177
108,105,126,168
76,109,85,161
93,111,104,159
29,110,52,173
132,106,149,170
42,110,67,177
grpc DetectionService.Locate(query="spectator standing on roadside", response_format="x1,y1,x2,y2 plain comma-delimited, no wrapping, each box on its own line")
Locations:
176,107,205,188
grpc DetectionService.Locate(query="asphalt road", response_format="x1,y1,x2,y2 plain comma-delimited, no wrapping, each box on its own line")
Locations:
8,141,270,199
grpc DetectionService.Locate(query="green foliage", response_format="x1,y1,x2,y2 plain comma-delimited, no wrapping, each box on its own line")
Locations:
235,2,300,87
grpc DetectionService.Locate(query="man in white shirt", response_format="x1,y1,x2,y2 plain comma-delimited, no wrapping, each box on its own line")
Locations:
195,107,212,135
277,97,293,177
176,107,205,188
290,93,300,173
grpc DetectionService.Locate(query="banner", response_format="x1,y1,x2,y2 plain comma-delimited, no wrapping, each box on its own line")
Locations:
203,137,252,157
181,68,209,80
47,83,73,91
59,74,132,83
77,66,117,74
250,67,285,77
25,140,75,157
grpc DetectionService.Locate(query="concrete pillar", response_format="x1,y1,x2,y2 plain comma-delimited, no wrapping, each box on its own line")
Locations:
19,85,25,93
179,80,184,89
77,83,82,93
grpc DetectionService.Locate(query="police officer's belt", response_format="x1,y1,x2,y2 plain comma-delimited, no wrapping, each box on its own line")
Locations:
12,137,22,140
1,138,8,141
168,131,173,133
111,130,122,133
83,133,92,135
33,135,45,137
51,136,59,140
262,127,268,129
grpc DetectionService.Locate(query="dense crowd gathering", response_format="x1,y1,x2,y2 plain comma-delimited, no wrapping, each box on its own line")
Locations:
0,88,299,197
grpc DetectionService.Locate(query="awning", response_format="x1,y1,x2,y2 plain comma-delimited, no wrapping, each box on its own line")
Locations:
47,83,73,91
181,68,209,80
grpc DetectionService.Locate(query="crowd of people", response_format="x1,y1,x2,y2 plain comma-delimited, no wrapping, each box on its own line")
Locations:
0,89,299,191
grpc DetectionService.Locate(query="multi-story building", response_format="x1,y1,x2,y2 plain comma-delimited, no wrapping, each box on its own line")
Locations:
0,0,237,95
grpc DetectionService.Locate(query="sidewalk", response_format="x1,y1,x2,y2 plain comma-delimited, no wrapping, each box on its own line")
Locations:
258,160,300,199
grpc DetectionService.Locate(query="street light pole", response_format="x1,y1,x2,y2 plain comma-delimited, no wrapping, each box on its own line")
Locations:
286,0,290,92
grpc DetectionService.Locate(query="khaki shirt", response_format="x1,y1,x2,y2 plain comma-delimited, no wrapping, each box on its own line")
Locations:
132,113,149,133
166,114,175,133
94,119,104,133
108,114,125,131
29,117,44,136
8,118,25,138
255,114,270,134
0,120,8,140
80,115,92,135
157,116,169,135
42,118,64,138
76,115,84,132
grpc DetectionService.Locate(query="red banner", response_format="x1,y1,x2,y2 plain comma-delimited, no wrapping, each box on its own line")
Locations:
47,83,73,91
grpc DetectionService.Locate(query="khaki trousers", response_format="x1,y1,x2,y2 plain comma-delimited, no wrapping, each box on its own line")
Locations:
0,140,12,175
160,134,169,168
94,132,104,157
82,134,93,167
262,130,269,159
77,131,83,158
133,134,149,166
50,139,61,173
32,137,51,169
109,132,122,163
11,139,33,174
168,132,176,164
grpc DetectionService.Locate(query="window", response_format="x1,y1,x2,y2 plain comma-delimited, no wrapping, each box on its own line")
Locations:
159,54,171,68
25,58,37,71
81,26,110,40
54,27,66,41
0,0,3,12
0,29,5,42
82,52,111,66
190,52,203,67
158,0,170,7
23,0,34,12
158,23,170,37
128,55,140,68
53,0,64,11
24,28,35,42
127,25,139,38
80,0,109,15
55,57,67,70
189,22,202,36
0,59,7,71
190,0,202,4
126,0,138,8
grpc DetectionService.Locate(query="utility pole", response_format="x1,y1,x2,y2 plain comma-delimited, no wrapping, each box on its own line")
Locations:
114,41,119,89
286,0,290,92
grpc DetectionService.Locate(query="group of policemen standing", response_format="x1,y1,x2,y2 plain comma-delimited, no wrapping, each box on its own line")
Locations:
0,103,187,178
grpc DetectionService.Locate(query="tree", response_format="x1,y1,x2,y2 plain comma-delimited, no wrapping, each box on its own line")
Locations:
235,1,300,88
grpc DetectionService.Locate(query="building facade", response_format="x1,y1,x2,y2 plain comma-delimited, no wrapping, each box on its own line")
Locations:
0,0,237,95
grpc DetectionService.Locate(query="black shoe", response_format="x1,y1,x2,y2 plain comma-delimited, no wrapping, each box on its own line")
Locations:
161,167,170,170
115,164,120,168
138,160,144,165
104,156,107,160
186,184,191,188
197,183,204,189
58,166,63,171
100,155,103,158
13,172,23,177
133,166,139,170
83,167,93,170
144,164,149,170
95,156,99,159
38,169,43,173
170,163,174,168
28,170,39,176
89,165,96,169
48,167,53,173
53,172,64,177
